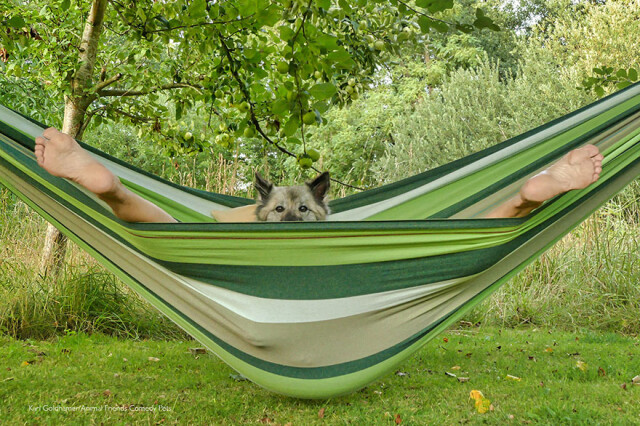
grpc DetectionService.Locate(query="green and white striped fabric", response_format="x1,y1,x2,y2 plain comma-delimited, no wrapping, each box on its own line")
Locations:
2,83,640,398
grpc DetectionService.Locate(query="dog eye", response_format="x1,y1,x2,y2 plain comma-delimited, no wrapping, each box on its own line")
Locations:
275,206,285,213
299,205,308,212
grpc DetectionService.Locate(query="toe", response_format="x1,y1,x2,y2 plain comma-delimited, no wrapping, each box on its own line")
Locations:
583,144,600,157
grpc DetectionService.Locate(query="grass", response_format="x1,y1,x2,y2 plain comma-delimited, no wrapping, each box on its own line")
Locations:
0,188,185,340
0,326,638,424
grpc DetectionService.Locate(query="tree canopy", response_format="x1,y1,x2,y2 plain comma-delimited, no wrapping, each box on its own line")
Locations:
0,0,498,172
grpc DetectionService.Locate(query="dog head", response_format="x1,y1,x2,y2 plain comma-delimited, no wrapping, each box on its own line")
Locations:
254,172,330,222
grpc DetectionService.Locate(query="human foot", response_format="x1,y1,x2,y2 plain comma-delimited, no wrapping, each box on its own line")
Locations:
35,127,118,195
519,144,603,204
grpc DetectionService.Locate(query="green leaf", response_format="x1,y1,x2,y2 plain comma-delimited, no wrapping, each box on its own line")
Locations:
456,23,474,34
238,0,258,15
279,25,295,41
60,0,70,12
316,34,339,50
417,16,431,33
317,0,331,9
271,99,289,116
283,116,299,137
431,20,449,33
189,0,207,19
416,0,453,12
7,16,26,28
629,68,638,82
594,85,605,98
617,81,632,90
338,0,353,13
616,69,628,79
327,48,355,69
309,83,337,101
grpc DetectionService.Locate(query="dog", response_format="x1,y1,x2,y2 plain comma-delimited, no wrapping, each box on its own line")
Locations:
254,172,331,221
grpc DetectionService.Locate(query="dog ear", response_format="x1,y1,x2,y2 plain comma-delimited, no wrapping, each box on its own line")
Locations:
254,172,274,201
307,171,330,202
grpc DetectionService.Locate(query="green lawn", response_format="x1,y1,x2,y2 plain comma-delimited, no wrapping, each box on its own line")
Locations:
1,326,638,425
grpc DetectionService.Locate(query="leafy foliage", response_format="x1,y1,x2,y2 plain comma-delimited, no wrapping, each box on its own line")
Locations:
0,0,499,173
581,66,639,98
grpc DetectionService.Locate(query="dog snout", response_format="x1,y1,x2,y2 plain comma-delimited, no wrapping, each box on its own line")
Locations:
282,213,302,221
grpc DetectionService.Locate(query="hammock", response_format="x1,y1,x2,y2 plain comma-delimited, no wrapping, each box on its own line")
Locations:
1,84,640,399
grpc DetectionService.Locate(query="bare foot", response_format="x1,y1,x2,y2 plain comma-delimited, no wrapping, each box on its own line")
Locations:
520,144,604,204
35,127,118,195
485,144,603,218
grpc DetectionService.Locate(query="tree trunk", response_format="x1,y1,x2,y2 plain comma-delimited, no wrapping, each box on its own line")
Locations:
39,0,108,276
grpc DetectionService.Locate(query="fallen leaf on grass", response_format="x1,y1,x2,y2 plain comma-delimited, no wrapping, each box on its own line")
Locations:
457,377,470,383
103,389,112,397
189,348,207,355
621,383,627,390
545,347,553,353
576,361,587,371
21,360,34,367
598,367,606,377
451,366,461,370
632,375,640,385
505,375,521,381
318,407,325,419
259,415,272,424
2,377,15,382
395,371,409,377
148,357,160,362
395,414,402,424
443,338,449,343
470,390,492,414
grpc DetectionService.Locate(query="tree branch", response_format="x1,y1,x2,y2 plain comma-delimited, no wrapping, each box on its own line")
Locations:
145,15,255,34
91,72,122,93
218,29,364,191
98,82,203,97
217,32,296,158
395,0,453,26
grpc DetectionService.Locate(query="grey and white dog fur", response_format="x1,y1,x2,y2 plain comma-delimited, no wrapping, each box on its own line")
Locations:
254,172,331,221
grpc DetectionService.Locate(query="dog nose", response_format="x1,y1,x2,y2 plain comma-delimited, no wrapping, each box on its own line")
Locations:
283,213,302,221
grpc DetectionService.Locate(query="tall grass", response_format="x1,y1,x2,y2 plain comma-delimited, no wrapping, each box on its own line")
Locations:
0,188,186,340
467,185,640,334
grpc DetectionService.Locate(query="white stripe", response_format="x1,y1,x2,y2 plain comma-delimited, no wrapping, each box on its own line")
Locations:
183,275,473,324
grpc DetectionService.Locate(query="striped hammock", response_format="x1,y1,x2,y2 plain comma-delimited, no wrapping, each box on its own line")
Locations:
1,83,640,399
